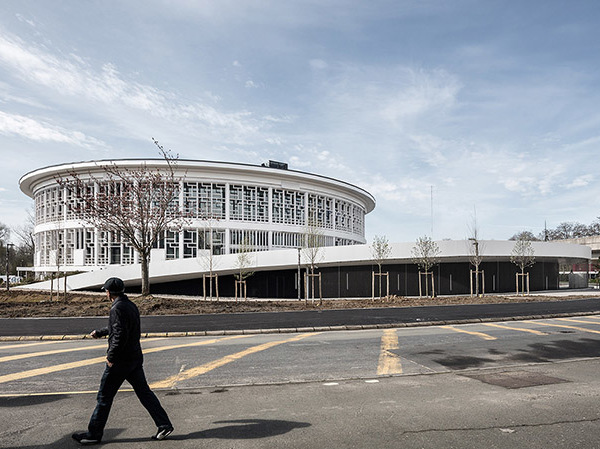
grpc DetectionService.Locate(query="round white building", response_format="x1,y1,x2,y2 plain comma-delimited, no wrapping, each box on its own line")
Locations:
19,159,376,274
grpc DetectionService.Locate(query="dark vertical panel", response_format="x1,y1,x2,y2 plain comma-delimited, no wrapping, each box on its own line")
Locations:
146,260,561,298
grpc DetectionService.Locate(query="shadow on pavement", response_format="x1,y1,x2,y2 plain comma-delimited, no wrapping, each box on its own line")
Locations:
12,429,126,448
511,338,600,363
431,338,600,370
171,419,311,440
0,394,69,408
63,419,313,446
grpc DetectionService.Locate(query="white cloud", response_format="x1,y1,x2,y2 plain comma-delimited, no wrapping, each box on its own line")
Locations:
15,14,36,28
0,110,106,148
565,174,594,189
379,69,461,127
289,155,311,168
309,59,328,70
0,31,267,146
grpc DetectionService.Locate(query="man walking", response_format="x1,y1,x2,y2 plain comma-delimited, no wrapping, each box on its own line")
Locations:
72,277,173,445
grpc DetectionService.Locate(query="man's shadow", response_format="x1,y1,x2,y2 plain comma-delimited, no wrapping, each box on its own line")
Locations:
50,419,310,446
171,419,312,440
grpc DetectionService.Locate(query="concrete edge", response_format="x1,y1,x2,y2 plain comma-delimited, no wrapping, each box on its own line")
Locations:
1,310,599,342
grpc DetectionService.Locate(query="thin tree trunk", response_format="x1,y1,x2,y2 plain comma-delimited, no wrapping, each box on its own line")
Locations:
141,253,150,296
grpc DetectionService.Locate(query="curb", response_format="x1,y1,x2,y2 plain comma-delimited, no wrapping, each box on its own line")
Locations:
1,310,598,342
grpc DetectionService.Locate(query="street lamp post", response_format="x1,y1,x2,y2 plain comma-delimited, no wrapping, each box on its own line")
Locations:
468,238,480,296
5,243,14,292
297,247,301,301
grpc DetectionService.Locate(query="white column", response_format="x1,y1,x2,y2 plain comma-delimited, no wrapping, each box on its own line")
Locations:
225,183,230,220
268,187,273,223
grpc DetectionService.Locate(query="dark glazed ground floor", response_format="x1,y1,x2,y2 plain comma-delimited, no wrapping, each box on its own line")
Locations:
144,261,559,298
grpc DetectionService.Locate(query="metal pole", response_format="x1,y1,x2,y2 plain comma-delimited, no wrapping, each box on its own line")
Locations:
470,269,473,297
372,271,375,300
297,247,301,301
386,272,389,298
482,270,485,296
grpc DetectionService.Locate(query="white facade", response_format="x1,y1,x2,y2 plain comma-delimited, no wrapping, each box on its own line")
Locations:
19,159,376,274
16,240,591,293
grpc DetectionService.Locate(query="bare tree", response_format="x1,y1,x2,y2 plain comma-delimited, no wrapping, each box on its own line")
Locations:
509,230,540,241
0,223,9,287
370,235,391,299
589,218,600,236
49,221,65,301
197,214,223,300
467,217,485,296
510,236,536,295
12,207,35,259
57,139,187,296
301,216,324,305
411,236,440,297
233,234,255,301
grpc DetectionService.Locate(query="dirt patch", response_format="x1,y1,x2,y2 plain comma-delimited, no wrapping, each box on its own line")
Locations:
0,290,597,318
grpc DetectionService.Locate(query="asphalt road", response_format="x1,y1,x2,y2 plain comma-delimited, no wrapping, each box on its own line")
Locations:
2,297,600,337
3,316,600,448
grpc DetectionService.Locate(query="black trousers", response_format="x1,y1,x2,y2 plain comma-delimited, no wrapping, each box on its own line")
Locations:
88,359,171,438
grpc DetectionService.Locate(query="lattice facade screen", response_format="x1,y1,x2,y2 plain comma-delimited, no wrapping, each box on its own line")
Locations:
165,231,180,260
65,184,93,220
198,229,225,255
272,189,305,225
183,229,198,258
308,194,334,229
30,173,370,268
229,184,269,222
184,182,226,219
335,199,352,232
35,187,64,224
352,204,365,236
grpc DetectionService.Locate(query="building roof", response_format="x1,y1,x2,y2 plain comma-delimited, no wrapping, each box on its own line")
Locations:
19,158,376,212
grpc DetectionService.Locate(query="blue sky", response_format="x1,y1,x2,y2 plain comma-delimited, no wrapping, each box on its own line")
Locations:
1,0,599,243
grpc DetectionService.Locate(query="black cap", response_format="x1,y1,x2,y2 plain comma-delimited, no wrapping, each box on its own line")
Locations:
101,277,125,293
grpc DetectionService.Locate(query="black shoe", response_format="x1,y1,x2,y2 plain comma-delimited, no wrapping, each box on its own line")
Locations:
152,425,174,440
72,432,101,445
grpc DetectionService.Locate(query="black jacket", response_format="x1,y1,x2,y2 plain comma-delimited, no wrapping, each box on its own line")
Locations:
94,294,143,364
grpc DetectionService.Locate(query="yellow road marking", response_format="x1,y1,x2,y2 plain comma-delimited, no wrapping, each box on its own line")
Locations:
557,318,600,326
0,390,103,398
377,329,402,375
0,341,83,350
441,325,496,340
0,335,248,385
535,321,600,334
481,323,548,336
151,333,319,389
0,338,165,364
